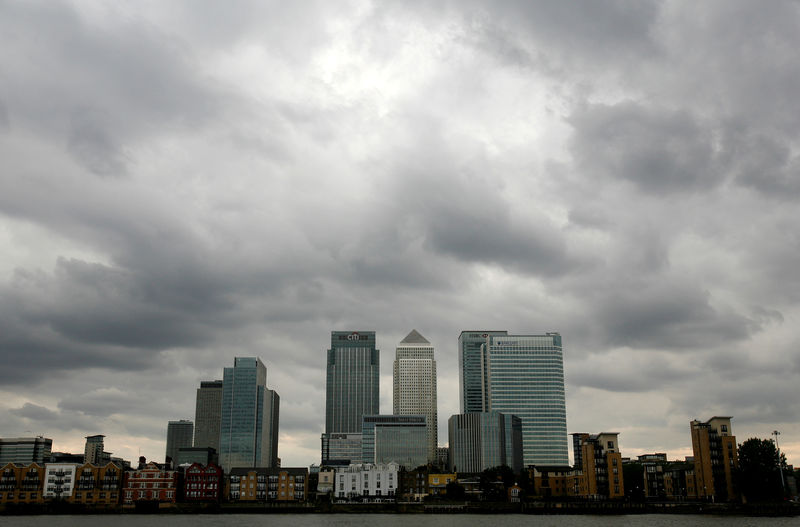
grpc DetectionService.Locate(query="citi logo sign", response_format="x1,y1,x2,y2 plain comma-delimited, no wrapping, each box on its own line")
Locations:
347,332,361,341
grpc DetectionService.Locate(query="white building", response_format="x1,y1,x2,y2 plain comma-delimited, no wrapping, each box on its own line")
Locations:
334,463,399,501
393,329,438,462
43,463,78,499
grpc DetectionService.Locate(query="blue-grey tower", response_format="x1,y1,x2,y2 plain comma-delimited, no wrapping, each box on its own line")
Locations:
219,357,280,470
321,331,379,464
458,331,568,466
458,331,508,413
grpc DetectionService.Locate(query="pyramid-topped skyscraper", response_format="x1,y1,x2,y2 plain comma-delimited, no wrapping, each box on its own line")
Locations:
393,329,438,463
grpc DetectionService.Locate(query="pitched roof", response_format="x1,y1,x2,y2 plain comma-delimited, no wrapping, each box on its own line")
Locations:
400,329,429,344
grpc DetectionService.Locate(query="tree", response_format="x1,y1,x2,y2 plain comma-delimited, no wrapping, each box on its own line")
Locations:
479,466,515,501
737,437,786,502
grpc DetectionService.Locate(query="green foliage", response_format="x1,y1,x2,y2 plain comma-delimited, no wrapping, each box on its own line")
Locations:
736,437,785,502
478,466,516,501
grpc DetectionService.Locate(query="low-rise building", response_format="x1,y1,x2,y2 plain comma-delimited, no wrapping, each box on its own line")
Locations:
122,461,181,507
334,463,399,502
399,467,429,500
0,462,46,505
316,468,335,496
70,462,123,507
43,463,78,500
639,453,668,499
529,465,586,498
183,463,223,502
228,467,308,503
428,473,456,496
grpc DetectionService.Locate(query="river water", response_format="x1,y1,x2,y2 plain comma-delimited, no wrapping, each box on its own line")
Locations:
2,515,798,527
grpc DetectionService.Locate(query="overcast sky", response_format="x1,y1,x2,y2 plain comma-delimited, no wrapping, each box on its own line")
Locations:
2,0,799,468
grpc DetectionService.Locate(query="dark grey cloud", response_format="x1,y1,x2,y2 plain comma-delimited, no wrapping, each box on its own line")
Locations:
1,0,800,465
569,102,722,194
0,1,231,176
10,403,60,422
0,98,8,129
595,280,752,350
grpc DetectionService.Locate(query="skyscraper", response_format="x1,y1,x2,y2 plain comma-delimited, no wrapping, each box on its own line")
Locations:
84,434,107,465
393,329,438,462
458,330,508,413
219,357,280,470
322,331,379,464
458,331,569,466
194,380,223,452
165,420,194,464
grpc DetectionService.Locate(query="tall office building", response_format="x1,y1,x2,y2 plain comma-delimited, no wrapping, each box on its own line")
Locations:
84,435,107,465
194,380,223,452
0,437,52,465
690,416,738,502
448,411,523,473
322,331,379,464
219,357,280,470
165,420,194,464
458,331,568,466
458,331,508,413
393,329,438,462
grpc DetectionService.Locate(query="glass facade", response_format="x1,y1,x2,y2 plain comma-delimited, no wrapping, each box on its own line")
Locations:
165,420,194,463
194,380,223,452
484,334,568,466
325,331,380,434
220,357,280,470
321,433,363,465
458,331,508,413
447,411,522,473
361,415,427,469
0,437,52,465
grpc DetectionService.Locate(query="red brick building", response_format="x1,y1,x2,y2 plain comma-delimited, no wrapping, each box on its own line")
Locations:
122,461,181,507
183,463,223,502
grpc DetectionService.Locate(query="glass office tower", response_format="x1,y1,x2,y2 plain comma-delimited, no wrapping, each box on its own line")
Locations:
458,331,508,413
447,411,523,473
0,437,53,465
165,420,194,464
322,331,380,465
219,357,280,470
194,380,223,452
361,415,427,469
459,332,568,466
485,333,568,465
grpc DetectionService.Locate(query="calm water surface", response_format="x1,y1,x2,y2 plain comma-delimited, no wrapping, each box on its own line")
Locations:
2,515,798,527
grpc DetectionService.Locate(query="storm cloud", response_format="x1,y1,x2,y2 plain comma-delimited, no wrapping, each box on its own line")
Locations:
1,0,799,465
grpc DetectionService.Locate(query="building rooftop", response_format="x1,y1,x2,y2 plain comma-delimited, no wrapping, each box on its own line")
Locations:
400,329,430,344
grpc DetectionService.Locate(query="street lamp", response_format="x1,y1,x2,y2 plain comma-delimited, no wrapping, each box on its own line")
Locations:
773,430,786,497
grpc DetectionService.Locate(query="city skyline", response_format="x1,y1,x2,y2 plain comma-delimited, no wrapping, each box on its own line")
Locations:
2,1,799,469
